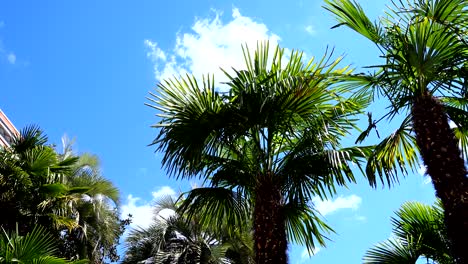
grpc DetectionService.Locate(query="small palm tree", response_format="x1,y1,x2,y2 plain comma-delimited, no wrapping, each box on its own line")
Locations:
123,196,251,264
0,125,77,233
0,129,125,263
364,201,453,264
325,0,468,262
148,43,372,263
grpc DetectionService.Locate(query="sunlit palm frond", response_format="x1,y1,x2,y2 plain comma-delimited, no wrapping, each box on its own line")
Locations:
324,0,383,43
364,201,453,264
365,115,419,187
403,0,468,29
392,201,450,260
363,237,421,264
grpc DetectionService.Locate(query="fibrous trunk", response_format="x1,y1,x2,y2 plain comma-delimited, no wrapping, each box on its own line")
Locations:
412,92,468,264
253,173,288,264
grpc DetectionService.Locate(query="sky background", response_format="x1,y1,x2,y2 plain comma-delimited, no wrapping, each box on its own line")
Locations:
0,1,437,263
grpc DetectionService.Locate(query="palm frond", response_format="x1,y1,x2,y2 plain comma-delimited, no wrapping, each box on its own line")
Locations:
11,125,48,154
283,203,333,252
178,188,250,236
363,238,421,264
364,200,453,264
365,115,419,187
324,0,383,43
0,226,70,263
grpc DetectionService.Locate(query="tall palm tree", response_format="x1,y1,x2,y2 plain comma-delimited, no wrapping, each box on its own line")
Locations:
122,196,252,264
147,43,372,263
325,0,468,262
364,201,453,264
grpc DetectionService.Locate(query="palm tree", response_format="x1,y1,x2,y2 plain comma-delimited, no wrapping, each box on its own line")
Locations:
0,129,125,263
52,138,125,263
364,200,453,264
0,125,77,233
0,225,87,264
147,43,372,263
325,0,468,262
122,196,252,264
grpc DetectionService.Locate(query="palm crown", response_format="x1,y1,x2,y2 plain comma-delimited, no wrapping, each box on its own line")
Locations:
325,0,468,262
148,42,373,263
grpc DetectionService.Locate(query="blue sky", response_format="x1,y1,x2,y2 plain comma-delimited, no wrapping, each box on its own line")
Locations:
0,1,437,263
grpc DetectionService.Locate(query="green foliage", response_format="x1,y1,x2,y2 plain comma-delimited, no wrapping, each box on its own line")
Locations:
148,42,373,254
122,196,253,264
53,137,127,263
0,225,88,264
324,0,468,186
0,128,127,263
363,200,453,264
0,125,77,233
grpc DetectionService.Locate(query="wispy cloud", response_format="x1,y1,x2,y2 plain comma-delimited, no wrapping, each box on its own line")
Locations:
312,195,362,216
7,53,15,64
0,21,19,65
144,8,281,91
144,39,166,62
355,215,367,222
304,25,316,35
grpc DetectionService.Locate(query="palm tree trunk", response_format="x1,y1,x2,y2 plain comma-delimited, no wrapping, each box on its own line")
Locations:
253,173,288,264
412,92,468,264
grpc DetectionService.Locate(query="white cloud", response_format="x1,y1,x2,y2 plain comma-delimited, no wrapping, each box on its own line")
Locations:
121,194,154,229
145,8,281,90
151,186,176,199
313,195,362,216
7,53,15,64
305,25,316,35
121,186,177,229
144,39,166,62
